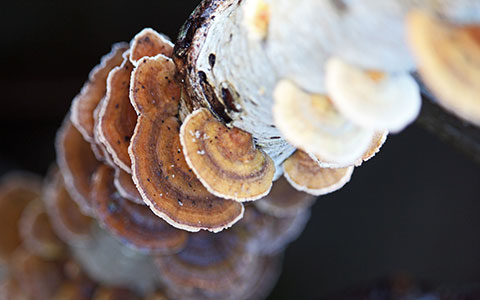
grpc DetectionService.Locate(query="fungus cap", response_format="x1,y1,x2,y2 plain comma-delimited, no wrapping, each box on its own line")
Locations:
129,54,180,116
97,55,137,173
113,168,143,205
129,114,244,232
43,168,93,245
70,43,128,142
91,165,188,254
129,28,174,65
325,57,421,132
283,150,354,196
56,117,100,216
407,10,480,126
273,80,374,166
180,108,275,202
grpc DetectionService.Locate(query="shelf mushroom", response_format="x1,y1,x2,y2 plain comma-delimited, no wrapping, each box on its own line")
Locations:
325,57,421,132
407,10,480,126
113,168,143,205
56,117,100,216
180,108,275,201
273,79,374,167
90,165,188,254
129,28,174,66
283,150,354,196
70,43,128,142
43,168,94,245
130,114,245,232
97,54,137,173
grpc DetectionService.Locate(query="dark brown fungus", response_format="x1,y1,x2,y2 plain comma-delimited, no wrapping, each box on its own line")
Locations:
91,164,188,254
56,117,100,216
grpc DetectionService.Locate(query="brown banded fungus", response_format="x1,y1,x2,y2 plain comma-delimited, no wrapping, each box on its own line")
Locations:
71,43,128,142
283,151,354,196
43,168,94,245
97,53,137,173
56,117,100,216
129,28,174,65
90,165,188,254
130,114,244,232
407,10,480,126
180,108,275,201
325,57,421,132
113,168,143,205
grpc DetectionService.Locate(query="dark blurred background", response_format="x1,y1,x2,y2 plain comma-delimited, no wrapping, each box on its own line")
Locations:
1,1,480,299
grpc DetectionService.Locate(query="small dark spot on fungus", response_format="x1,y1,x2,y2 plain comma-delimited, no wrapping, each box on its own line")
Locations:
222,88,240,112
209,53,216,68
115,104,119,109
165,176,169,180
198,71,207,83
124,136,130,142
147,178,150,182
108,202,118,213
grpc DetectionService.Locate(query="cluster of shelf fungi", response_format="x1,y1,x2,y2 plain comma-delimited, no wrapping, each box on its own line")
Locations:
1,0,480,299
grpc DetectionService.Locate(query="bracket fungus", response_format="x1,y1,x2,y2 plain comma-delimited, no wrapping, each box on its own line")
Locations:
283,150,354,196
71,43,129,142
97,54,137,173
273,80,374,166
43,168,94,245
130,114,244,232
56,117,100,216
129,28,174,66
91,165,188,254
407,10,480,126
180,108,275,201
113,168,143,205
325,57,422,132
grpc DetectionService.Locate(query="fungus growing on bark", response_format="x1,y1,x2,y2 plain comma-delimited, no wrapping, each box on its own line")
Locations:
325,57,421,132
91,165,188,254
43,168,93,245
273,80,374,166
255,177,315,218
130,28,174,65
71,43,128,142
56,117,100,216
97,54,137,173
0,174,41,263
19,200,65,260
283,150,354,196
130,114,244,232
407,10,480,126
113,168,143,205
180,108,275,201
